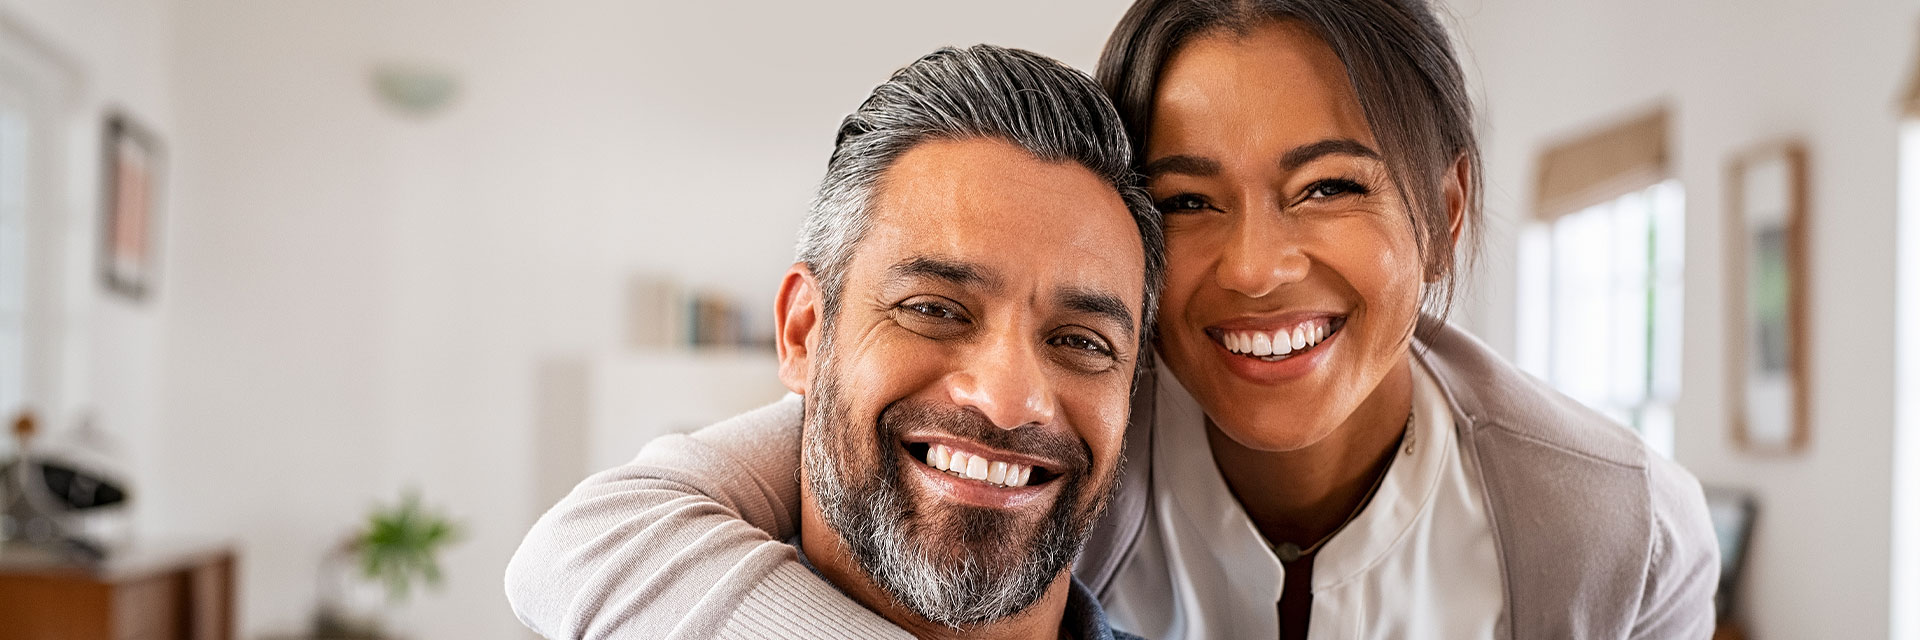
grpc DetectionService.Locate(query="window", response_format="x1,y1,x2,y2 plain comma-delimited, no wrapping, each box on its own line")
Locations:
1515,107,1679,456
0,21,78,440
1517,181,1684,455
0,103,25,421
1894,119,1920,640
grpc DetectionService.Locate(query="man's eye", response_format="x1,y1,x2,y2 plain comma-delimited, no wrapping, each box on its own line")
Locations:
903,300,964,321
1153,193,1213,214
1305,178,1369,199
1051,333,1114,358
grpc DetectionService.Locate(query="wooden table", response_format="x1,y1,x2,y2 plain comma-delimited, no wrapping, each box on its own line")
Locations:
0,540,235,640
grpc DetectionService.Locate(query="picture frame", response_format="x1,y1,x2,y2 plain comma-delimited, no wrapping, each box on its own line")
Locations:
99,112,163,301
1725,141,1809,454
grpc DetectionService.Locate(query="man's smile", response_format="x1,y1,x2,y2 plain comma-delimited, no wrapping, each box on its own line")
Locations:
896,435,1069,510
902,436,1062,488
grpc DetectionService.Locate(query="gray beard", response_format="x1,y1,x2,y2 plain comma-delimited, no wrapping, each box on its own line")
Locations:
800,353,1114,629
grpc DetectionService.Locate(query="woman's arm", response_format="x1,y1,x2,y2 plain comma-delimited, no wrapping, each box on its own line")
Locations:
504,396,910,639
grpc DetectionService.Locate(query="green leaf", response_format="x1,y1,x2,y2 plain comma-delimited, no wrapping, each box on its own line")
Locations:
353,489,463,604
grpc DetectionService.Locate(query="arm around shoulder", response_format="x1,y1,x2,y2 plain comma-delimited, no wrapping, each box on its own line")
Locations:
1630,456,1722,640
504,396,909,639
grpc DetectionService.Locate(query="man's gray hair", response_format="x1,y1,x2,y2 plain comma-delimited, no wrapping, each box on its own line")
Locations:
794,44,1165,343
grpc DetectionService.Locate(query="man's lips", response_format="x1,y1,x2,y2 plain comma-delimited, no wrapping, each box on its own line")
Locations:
900,436,1063,489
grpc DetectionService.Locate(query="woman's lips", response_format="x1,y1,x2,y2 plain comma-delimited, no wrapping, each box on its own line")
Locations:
1208,316,1341,360
1200,315,1346,383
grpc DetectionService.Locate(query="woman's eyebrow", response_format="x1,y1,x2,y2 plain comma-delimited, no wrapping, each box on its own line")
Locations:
1279,138,1380,171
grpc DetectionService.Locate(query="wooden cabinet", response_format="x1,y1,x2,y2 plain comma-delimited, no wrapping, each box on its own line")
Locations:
0,542,235,640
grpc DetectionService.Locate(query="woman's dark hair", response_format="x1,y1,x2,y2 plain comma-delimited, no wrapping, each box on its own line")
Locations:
1097,0,1482,324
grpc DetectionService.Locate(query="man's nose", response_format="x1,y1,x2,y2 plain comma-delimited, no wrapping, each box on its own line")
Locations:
946,334,1056,430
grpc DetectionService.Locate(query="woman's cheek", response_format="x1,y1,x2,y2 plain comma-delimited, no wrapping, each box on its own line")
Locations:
1325,219,1421,314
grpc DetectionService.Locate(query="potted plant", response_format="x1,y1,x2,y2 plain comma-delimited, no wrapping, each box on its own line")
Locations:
313,490,462,638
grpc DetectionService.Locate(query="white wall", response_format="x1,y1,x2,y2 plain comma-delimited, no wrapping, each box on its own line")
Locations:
1448,0,1917,637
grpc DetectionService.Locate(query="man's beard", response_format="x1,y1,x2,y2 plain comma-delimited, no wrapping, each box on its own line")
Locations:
801,352,1120,629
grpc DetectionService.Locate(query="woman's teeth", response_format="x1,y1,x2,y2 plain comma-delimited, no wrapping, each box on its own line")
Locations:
925,443,1034,488
1221,318,1335,360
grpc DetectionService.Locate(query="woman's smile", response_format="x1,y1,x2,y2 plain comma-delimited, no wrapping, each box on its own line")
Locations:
1202,313,1346,383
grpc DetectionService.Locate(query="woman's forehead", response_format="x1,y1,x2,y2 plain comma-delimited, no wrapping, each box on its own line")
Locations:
1149,21,1375,158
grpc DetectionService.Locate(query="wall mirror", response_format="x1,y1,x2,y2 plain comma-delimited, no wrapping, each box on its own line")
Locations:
1727,142,1810,454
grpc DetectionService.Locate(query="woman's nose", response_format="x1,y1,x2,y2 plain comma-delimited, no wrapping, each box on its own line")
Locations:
1214,214,1310,299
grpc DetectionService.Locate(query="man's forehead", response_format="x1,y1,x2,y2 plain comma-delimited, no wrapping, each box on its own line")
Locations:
854,138,1144,302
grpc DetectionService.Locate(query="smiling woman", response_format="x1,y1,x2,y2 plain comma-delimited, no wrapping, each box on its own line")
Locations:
1079,2,1714,639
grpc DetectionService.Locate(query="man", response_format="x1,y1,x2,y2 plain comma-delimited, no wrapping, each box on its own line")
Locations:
506,45,1163,640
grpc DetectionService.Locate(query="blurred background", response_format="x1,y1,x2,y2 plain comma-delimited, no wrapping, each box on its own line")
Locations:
0,0,1917,638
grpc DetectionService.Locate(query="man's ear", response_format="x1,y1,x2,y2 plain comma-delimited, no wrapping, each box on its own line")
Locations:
775,263,824,395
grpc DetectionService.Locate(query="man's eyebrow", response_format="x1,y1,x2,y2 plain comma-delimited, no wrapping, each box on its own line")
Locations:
1140,154,1220,180
1279,138,1380,172
886,256,1002,292
1059,288,1137,343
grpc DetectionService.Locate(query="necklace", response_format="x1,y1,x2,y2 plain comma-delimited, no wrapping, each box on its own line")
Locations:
1271,411,1414,564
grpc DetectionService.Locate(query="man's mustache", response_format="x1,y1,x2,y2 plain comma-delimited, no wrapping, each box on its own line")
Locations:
877,400,1091,478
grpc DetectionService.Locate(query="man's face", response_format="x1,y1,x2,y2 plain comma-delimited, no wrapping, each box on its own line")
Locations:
791,138,1144,627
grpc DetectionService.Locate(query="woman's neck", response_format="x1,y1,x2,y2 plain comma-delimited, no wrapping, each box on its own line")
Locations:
1205,357,1416,547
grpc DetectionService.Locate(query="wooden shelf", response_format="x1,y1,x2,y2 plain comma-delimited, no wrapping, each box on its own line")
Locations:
0,540,235,640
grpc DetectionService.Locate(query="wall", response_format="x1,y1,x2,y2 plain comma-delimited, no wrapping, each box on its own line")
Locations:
1448,0,1917,637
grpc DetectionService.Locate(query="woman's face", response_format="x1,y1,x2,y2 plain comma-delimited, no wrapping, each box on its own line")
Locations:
1143,21,1426,452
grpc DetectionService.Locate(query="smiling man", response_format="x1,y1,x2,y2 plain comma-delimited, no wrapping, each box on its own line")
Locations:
506,45,1163,640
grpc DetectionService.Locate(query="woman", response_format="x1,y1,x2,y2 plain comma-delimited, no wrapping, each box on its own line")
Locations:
507,1,1718,638
1080,2,1715,638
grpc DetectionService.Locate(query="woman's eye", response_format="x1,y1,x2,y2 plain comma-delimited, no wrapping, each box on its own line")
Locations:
1305,179,1369,199
1153,193,1212,213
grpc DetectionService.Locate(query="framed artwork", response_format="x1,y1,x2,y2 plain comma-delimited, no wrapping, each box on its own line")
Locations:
1725,141,1809,454
100,112,162,300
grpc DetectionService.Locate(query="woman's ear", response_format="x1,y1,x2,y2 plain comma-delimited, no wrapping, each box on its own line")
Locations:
774,263,824,395
1445,153,1470,248
1431,153,1472,282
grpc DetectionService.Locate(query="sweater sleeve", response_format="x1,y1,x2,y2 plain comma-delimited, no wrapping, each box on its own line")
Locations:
504,396,912,639
1629,454,1721,640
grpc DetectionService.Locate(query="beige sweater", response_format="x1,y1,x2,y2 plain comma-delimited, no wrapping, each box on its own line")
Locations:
506,321,1718,639
505,397,906,639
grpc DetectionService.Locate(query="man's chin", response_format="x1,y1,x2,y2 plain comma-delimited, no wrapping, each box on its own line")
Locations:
899,503,1050,569
856,505,1074,628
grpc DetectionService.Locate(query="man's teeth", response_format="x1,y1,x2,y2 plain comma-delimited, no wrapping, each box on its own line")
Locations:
925,443,1034,488
1222,318,1334,359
